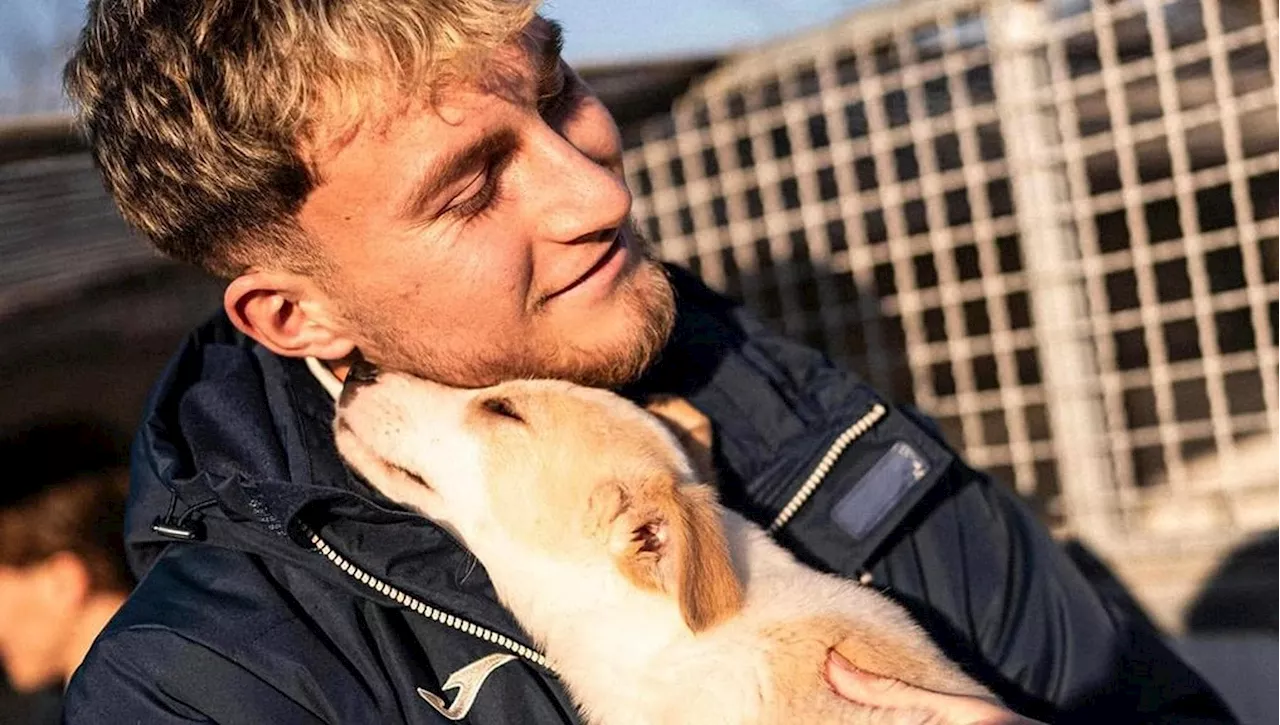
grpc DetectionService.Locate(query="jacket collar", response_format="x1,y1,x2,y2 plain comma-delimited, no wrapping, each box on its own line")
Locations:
126,315,524,628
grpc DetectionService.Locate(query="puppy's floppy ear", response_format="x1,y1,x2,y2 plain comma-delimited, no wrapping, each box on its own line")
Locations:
610,478,742,632
673,483,743,631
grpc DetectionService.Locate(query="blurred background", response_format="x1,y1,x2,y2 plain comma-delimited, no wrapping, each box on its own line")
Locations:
0,0,1275,721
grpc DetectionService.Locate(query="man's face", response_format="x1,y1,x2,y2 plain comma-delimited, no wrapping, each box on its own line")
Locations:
0,564,70,691
297,19,675,388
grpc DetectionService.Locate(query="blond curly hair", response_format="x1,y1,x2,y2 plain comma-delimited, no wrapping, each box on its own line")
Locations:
65,0,537,277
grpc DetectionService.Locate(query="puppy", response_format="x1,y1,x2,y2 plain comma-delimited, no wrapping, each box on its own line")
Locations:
334,373,993,724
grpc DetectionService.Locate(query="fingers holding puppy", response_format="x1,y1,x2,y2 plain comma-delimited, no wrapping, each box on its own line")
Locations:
825,651,1042,725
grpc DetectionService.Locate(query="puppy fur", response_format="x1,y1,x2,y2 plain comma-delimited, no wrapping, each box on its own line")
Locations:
334,374,992,724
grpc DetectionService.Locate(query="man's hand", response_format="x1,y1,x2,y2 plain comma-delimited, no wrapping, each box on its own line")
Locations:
825,651,1044,725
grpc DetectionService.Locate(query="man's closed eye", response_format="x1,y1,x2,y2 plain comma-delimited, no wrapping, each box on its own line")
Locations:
446,168,502,219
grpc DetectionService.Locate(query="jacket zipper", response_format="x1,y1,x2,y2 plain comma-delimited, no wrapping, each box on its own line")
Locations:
300,523,551,671
767,403,887,534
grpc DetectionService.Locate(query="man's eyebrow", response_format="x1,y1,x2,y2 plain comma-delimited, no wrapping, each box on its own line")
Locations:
397,128,519,222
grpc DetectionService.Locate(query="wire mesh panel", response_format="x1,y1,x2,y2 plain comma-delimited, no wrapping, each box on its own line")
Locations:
621,0,1278,549
624,0,1070,527
1035,0,1279,546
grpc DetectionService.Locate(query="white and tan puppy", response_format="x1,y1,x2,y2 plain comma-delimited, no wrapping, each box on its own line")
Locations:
334,371,992,724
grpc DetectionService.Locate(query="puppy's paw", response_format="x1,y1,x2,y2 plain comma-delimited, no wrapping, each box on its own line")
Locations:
643,395,716,483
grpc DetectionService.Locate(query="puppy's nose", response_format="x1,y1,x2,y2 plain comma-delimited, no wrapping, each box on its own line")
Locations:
339,359,380,407
346,359,380,386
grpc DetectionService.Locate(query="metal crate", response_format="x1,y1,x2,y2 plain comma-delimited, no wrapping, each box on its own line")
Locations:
622,0,1278,553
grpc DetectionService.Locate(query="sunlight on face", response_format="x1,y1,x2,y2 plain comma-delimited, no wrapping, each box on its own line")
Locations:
298,18,675,388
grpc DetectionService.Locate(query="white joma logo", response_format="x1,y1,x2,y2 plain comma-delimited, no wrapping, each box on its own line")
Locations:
417,653,517,720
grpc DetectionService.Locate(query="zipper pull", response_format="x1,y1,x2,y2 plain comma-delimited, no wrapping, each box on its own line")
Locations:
151,518,199,540
151,496,213,540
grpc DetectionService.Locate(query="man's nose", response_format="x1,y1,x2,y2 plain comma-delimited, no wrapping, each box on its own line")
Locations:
528,136,631,244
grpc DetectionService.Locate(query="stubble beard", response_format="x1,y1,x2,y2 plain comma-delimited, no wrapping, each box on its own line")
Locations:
349,232,676,390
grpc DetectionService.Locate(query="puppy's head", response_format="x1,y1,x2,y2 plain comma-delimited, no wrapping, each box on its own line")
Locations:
333,370,742,632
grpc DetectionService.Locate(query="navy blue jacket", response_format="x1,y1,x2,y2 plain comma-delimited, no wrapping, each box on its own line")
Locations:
64,268,1233,723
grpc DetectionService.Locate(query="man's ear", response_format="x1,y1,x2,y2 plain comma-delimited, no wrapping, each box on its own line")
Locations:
610,479,742,632
224,270,356,360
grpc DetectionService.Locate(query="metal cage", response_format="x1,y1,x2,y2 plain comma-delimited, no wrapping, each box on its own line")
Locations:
621,0,1278,560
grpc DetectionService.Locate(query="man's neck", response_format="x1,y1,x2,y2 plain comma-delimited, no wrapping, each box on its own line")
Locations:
328,359,352,381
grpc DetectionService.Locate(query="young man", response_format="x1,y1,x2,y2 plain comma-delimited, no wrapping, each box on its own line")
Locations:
62,2,1231,723
0,421,132,722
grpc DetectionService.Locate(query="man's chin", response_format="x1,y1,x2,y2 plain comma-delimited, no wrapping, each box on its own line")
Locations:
537,263,676,388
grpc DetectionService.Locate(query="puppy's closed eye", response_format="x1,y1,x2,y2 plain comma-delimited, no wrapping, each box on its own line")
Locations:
388,462,430,489
480,397,525,423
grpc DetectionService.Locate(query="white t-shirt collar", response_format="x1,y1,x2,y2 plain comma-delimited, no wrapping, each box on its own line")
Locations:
305,356,343,401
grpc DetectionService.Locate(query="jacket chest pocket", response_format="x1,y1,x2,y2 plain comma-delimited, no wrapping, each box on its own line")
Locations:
746,402,955,578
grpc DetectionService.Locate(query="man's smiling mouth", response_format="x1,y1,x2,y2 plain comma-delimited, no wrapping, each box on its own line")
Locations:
540,232,626,304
